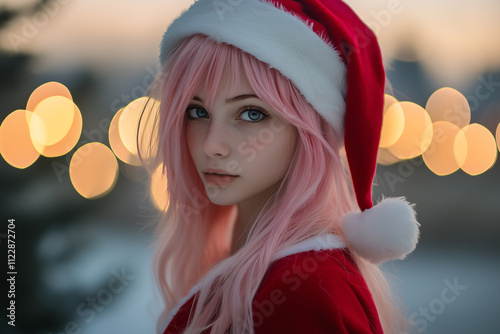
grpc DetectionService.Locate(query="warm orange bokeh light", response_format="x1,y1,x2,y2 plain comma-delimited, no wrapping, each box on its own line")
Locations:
69,143,119,199
425,87,471,128
150,165,169,212
377,147,401,166
30,96,75,146
26,81,73,112
109,108,142,166
496,122,500,152
138,98,159,164
0,110,40,169
422,121,467,176
37,104,83,157
461,124,497,176
380,95,405,148
388,102,433,160
118,97,159,164
118,97,148,156
454,129,468,169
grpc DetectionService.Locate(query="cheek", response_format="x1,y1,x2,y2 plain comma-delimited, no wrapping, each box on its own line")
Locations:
186,124,202,160
254,126,297,178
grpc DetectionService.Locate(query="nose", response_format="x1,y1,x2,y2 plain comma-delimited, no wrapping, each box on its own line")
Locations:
202,121,231,158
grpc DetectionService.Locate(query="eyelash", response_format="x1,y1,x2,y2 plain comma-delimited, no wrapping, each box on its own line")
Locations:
185,105,270,123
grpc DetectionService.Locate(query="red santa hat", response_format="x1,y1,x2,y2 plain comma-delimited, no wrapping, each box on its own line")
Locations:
159,0,419,265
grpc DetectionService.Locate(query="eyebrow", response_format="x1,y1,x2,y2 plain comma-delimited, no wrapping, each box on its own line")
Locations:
192,94,259,103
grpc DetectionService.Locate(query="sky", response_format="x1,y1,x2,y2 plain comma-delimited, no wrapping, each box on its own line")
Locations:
1,0,500,86
348,0,500,85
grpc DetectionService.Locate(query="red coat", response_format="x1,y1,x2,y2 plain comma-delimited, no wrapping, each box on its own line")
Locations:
164,235,383,334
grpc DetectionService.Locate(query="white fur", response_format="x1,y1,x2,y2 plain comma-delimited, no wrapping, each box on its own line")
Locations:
160,0,347,136
342,197,420,265
163,233,345,329
272,233,345,260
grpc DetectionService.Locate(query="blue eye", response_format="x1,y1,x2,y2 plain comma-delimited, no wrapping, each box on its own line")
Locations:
240,108,269,122
186,106,208,119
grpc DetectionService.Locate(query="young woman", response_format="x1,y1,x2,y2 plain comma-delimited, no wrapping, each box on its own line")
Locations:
142,1,420,333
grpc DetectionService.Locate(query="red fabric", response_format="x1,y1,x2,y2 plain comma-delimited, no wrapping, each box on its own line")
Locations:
271,0,385,211
163,294,204,334
163,249,383,333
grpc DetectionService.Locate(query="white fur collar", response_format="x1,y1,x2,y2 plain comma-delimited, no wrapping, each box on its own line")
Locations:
272,233,345,260
163,233,345,329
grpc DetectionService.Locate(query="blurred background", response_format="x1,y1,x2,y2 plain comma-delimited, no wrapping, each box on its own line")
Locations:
0,0,499,333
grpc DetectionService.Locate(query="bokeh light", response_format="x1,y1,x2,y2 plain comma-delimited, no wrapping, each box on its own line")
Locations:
118,97,159,168
460,124,498,176
29,96,75,146
150,165,169,212
3,75,499,203
388,102,433,159
0,110,40,169
109,108,142,166
118,97,148,157
380,94,405,148
425,87,471,128
377,147,401,166
422,121,467,176
138,98,160,165
36,103,83,157
26,81,73,112
118,97,159,165
496,122,500,152
69,143,119,199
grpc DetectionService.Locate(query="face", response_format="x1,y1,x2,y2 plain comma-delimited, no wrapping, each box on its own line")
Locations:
186,71,297,209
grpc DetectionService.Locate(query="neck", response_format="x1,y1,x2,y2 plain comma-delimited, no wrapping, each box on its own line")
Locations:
230,185,278,255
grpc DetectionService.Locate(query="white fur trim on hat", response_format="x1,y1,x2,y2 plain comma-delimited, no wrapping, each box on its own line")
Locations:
342,197,420,265
160,0,347,136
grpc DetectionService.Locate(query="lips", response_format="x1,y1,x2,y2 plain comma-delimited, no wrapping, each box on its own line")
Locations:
203,168,238,176
203,168,239,186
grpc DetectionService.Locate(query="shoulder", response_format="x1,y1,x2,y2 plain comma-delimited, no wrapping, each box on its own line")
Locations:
252,247,383,334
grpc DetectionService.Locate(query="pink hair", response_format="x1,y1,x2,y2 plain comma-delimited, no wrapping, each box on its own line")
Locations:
143,34,404,334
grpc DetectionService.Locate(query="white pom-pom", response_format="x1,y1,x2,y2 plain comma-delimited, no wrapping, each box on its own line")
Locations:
342,197,420,265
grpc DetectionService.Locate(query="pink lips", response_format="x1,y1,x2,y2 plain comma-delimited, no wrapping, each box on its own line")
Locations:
203,168,239,186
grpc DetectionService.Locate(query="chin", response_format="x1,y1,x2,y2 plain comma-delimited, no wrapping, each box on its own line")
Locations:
207,196,242,207
204,186,241,206
208,198,236,206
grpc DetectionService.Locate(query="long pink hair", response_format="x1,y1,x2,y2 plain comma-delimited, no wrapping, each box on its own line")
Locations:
143,34,403,334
